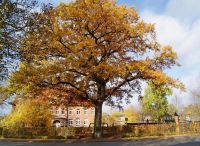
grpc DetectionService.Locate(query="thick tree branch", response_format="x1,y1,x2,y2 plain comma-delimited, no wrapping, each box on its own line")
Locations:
108,73,142,96
66,69,87,76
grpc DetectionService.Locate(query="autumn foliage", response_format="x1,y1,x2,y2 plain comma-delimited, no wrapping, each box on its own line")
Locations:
2,99,52,129
1,0,184,138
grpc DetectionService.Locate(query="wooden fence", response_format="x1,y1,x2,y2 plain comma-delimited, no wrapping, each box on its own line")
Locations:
1,122,200,138
122,123,200,137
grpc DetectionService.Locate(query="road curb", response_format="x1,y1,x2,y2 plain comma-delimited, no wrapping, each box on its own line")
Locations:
1,134,200,143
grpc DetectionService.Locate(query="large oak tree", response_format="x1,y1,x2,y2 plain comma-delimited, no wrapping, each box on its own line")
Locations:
2,0,184,138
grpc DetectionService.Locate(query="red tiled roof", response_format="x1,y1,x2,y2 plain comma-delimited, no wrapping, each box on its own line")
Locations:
40,88,93,107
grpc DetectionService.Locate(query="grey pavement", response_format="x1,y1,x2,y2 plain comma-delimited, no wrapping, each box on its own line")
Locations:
1,136,200,146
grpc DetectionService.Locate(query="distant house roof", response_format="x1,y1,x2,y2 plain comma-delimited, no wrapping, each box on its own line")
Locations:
163,113,173,117
174,112,179,116
11,88,94,108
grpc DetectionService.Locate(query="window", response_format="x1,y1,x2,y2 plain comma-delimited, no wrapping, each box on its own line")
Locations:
61,108,65,114
69,109,73,115
55,108,59,114
68,119,73,126
91,108,95,115
84,108,88,115
76,118,81,127
76,109,80,115
120,116,125,122
84,119,89,127
50,107,53,113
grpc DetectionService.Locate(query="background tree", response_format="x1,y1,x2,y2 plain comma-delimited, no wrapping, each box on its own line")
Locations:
191,87,200,110
102,112,115,126
182,86,200,121
0,0,38,81
168,103,178,115
1,0,184,138
2,99,52,129
142,81,172,122
183,104,200,121
102,106,139,125
123,105,139,123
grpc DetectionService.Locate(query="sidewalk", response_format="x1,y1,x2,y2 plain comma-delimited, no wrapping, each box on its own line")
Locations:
1,134,200,143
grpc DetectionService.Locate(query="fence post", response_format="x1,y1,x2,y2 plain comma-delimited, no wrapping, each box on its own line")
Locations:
65,127,69,138
54,127,57,137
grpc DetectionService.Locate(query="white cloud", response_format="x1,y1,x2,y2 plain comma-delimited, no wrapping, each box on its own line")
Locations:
57,0,73,3
171,73,200,106
141,7,200,106
141,11,200,67
141,11,186,49
41,0,73,6
166,0,200,23
179,19,200,67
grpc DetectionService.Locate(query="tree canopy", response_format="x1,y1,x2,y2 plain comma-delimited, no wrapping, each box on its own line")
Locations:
0,0,38,80
142,81,173,121
183,86,200,121
123,105,139,123
2,99,52,129
102,105,139,125
1,0,184,138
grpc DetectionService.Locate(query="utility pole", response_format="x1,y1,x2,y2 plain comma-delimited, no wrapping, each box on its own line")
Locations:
175,95,178,110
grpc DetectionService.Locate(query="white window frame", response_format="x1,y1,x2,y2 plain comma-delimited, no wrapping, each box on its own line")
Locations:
55,108,59,114
91,108,95,115
50,107,53,113
69,109,73,115
76,118,81,127
76,109,80,115
68,119,73,126
84,108,88,115
83,119,89,127
61,108,65,114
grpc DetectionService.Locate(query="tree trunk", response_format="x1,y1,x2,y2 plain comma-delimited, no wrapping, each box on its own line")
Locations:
93,79,105,138
93,101,103,138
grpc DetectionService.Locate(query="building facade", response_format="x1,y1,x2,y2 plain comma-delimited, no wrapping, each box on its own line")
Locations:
51,106,95,127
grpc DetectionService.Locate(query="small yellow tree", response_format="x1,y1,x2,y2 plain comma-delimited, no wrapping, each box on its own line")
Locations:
123,105,139,123
103,106,139,125
102,113,115,126
2,99,52,129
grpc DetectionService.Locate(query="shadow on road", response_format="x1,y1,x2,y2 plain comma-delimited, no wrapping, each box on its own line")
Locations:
169,142,200,146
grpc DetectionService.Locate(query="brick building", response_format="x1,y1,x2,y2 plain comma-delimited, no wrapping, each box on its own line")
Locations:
51,106,95,127
38,88,95,127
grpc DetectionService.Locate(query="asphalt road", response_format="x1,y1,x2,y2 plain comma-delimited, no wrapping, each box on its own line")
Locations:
1,136,200,146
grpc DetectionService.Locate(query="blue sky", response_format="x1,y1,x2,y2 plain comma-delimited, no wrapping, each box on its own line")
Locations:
44,0,168,13
117,0,168,13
